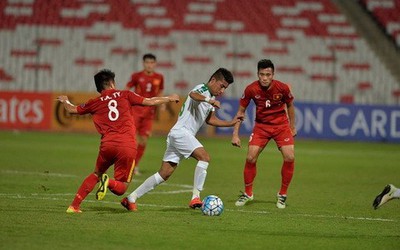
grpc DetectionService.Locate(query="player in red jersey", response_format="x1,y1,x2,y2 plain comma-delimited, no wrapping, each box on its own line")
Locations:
125,53,164,176
231,59,296,209
57,69,179,213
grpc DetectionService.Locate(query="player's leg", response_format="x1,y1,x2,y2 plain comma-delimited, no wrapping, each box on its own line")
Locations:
235,144,263,206
134,118,153,175
121,161,177,211
373,184,400,209
94,146,117,200
121,134,180,211
68,147,114,212
107,145,136,196
236,125,269,207
190,147,210,208
67,172,100,213
275,126,295,209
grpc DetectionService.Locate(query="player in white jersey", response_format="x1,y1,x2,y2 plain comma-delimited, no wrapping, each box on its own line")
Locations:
121,68,244,211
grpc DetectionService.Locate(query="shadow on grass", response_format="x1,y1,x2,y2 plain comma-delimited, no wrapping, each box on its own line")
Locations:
86,205,128,214
226,199,274,206
158,207,194,213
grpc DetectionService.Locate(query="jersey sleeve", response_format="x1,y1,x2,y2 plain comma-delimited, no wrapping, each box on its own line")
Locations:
76,98,96,115
283,84,294,104
239,85,252,108
126,73,138,89
126,90,145,105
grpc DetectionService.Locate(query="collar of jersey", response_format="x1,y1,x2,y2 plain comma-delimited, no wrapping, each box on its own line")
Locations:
202,83,214,97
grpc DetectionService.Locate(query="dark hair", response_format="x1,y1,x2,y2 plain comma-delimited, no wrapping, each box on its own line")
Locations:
143,53,156,61
208,68,234,84
257,59,274,72
94,69,115,93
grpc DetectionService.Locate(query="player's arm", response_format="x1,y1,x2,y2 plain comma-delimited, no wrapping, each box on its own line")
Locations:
125,74,136,91
206,111,244,127
189,91,220,109
286,101,297,137
57,96,78,114
157,90,167,111
231,105,246,148
142,94,180,106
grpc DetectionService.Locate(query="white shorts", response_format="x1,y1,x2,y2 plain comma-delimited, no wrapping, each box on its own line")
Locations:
162,129,203,164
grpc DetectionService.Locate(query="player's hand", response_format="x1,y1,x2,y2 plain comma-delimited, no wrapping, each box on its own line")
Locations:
234,114,244,122
231,135,241,148
56,95,69,103
291,126,297,137
209,100,221,109
168,94,180,103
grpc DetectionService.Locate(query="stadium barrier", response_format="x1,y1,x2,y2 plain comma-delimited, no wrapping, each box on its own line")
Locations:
216,98,400,143
0,91,181,134
1,91,399,143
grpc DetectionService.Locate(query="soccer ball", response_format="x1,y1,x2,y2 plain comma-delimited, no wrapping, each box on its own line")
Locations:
201,195,224,216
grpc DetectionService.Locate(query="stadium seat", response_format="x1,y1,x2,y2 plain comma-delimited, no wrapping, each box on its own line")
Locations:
0,0,398,105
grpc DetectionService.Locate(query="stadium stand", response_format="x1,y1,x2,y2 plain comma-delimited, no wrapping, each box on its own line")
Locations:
0,0,399,104
360,0,400,47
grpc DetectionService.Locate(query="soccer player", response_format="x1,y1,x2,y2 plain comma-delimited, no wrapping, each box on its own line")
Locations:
58,69,179,213
125,53,164,176
231,59,296,209
120,68,244,211
373,184,400,209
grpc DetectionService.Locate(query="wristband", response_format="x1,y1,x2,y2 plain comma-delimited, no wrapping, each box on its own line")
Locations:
65,100,72,105
204,96,210,103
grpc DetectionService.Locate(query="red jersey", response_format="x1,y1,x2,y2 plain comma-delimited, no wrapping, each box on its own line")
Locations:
126,70,164,119
77,89,145,146
240,79,294,125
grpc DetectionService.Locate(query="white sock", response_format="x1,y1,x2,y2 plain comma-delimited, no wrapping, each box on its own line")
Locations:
192,161,209,200
128,172,165,202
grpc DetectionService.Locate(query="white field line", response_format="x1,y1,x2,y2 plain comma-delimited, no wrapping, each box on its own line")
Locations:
1,170,395,222
0,170,193,189
1,170,78,178
0,193,395,222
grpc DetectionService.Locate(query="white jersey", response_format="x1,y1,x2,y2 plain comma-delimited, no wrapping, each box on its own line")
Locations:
170,83,215,136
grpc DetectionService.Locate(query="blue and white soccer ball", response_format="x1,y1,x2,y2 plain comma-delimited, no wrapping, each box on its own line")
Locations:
201,195,224,216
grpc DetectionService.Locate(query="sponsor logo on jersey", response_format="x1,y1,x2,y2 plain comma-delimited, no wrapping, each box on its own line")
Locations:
153,79,161,85
273,94,283,101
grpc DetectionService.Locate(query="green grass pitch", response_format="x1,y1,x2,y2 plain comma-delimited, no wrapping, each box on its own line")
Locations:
0,130,399,249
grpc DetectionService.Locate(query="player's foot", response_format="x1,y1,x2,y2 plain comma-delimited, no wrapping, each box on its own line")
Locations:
276,193,287,209
373,184,397,209
189,197,203,209
96,173,109,201
235,191,254,206
66,206,82,214
121,197,137,211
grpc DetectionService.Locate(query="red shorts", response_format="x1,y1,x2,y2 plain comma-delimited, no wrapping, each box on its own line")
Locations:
134,116,154,137
95,144,136,183
249,123,294,148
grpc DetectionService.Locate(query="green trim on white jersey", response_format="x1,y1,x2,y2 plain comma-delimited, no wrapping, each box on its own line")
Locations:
172,83,215,136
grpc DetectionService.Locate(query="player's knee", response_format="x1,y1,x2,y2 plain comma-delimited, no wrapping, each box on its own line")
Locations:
246,155,257,164
110,183,128,196
197,153,210,162
284,154,295,162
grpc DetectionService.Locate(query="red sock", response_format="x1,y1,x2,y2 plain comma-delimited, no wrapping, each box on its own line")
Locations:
71,173,99,208
244,161,256,196
135,144,146,166
279,161,295,195
108,179,127,196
